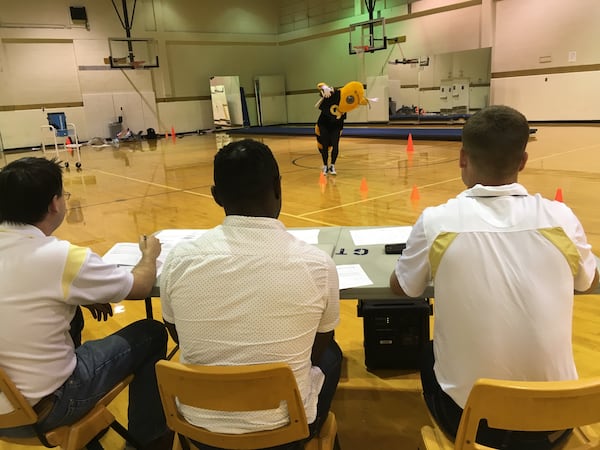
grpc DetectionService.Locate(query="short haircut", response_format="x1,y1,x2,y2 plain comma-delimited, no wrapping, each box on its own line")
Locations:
462,105,530,178
213,139,280,207
0,157,64,225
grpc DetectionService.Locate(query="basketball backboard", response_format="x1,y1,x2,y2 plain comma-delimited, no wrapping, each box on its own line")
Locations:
348,18,387,55
107,37,159,69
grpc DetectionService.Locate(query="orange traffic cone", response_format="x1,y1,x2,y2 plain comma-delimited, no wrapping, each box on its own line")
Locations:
410,184,420,201
554,188,563,202
360,177,369,192
319,172,327,193
319,171,327,186
359,177,368,199
171,126,176,142
406,133,414,153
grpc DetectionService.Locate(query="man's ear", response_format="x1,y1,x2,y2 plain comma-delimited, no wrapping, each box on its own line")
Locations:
210,185,223,206
273,176,281,200
518,151,528,172
459,148,468,168
48,195,60,213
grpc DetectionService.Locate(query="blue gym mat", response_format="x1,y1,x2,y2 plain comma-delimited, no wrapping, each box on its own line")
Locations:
229,126,463,140
228,125,537,141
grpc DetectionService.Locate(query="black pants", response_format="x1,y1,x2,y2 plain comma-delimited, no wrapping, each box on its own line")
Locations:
70,306,85,348
420,341,571,450
316,125,342,166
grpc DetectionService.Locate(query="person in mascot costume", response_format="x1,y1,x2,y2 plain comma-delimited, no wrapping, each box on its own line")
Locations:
315,81,370,175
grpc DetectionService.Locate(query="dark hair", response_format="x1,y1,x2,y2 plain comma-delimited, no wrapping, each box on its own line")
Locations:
213,139,280,207
0,157,64,224
462,105,530,178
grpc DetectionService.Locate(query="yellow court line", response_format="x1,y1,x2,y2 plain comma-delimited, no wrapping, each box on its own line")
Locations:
298,176,462,218
279,212,340,227
527,143,600,163
299,141,600,219
93,169,214,199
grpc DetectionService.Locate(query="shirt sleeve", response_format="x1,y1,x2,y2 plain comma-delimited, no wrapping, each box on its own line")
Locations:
159,252,175,323
317,256,340,333
65,246,133,305
394,214,432,297
571,216,598,292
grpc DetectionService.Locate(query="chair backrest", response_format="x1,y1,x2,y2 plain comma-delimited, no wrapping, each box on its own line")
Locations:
1,366,135,449
155,360,310,450
455,377,600,450
0,367,38,429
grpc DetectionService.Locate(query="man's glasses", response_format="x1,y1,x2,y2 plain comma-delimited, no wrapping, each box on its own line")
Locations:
63,191,71,200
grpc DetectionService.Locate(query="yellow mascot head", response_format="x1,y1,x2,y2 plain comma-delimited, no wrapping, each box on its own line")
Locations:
338,81,369,113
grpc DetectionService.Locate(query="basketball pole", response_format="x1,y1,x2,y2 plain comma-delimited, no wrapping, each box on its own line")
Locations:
111,0,138,64
354,46,367,85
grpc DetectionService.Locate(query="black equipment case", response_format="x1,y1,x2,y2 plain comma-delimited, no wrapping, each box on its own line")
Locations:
357,299,431,370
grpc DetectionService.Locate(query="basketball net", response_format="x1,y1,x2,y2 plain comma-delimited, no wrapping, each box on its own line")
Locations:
353,45,369,84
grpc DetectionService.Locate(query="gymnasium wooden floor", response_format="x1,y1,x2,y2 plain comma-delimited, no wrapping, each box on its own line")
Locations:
1,125,600,449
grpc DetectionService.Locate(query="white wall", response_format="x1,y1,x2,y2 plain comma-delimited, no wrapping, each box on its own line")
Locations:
490,0,600,120
1,0,600,149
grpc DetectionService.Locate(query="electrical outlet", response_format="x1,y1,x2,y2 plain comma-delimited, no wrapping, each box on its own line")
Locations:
568,51,576,62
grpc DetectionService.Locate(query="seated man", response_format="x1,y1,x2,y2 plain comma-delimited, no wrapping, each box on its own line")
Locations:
390,105,599,449
160,139,342,448
0,157,171,450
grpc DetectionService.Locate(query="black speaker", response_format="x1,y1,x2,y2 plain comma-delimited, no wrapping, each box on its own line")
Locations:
357,299,431,370
70,6,87,21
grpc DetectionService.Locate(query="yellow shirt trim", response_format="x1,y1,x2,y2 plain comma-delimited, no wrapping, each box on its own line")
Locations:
538,227,580,277
430,232,459,278
62,244,87,299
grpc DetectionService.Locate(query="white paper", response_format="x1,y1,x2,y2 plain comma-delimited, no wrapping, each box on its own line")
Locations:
288,228,320,244
155,229,208,262
154,229,207,241
102,243,142,267
350,226,412,246
103,242,167,276
102,229,208,277
336,264,374,290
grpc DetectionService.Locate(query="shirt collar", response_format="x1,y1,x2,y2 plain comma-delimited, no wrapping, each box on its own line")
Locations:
222,215,286,231
0,222,46,238
462,183,529,198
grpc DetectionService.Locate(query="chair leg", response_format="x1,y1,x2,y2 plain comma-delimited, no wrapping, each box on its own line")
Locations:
85,437,104,450
174,433,190,450
110,420,143,449
166,344,180,361
333,434,341,450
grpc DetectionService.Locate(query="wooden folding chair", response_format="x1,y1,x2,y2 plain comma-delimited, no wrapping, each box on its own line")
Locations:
421,377,600,450
155,360,338,450
0,367,140,450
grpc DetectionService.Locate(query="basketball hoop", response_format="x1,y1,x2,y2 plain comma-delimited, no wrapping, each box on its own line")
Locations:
353,45,370,54
131,60,146,69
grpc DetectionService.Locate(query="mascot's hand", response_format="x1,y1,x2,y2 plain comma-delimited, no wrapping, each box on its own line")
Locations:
317,82,334,98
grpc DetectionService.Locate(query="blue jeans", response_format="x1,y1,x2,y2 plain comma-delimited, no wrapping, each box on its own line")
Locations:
1,318,168,446
192,339,343,450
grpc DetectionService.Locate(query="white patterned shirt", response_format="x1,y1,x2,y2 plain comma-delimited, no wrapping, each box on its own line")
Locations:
160,216,340,433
